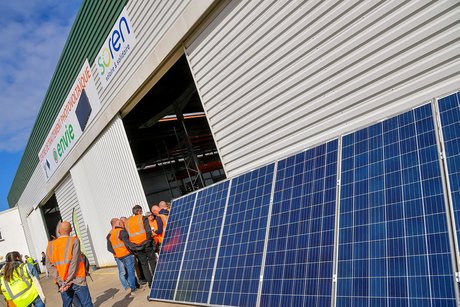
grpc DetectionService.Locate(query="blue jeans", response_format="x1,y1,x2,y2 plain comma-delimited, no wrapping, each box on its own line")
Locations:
29,295,45,307
60,284,93,307
115,255,137,291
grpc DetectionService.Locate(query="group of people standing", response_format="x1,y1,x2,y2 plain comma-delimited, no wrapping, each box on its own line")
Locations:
106,201,169,295
0,201,170,307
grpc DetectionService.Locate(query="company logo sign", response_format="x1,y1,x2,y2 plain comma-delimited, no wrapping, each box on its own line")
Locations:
39,60,101,180
96,7,136,88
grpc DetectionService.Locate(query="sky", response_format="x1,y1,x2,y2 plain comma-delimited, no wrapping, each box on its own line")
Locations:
0,1,82,211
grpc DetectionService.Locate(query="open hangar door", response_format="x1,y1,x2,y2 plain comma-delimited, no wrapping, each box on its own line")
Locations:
123,55,225,205
40,194,61,239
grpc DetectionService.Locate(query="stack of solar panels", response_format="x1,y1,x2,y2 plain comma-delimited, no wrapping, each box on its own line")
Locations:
150,93,460,306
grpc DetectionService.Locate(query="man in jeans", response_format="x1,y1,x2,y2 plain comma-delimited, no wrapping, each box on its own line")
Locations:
46,221,93,307
125,205,156,287
107,218,138,294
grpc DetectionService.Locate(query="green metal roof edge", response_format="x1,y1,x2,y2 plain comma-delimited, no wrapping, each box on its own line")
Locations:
8,0,128,207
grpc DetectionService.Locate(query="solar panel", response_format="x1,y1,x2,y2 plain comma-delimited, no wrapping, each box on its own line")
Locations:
260,140,338,307
175,180,230,303
336,104,457,306
150,96,460,306
149,193,197,300
210,164,275,307
438,92,460,252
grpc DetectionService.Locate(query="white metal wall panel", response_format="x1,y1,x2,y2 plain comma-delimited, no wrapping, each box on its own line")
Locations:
70,116,148,267
26,208,49,267
185,0,460,177
16,163,50,262
55,175,96,265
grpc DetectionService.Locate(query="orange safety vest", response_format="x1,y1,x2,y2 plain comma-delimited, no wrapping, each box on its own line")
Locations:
125,215,147,245
46,236,86,282
109,228,131,258
153,214,168,245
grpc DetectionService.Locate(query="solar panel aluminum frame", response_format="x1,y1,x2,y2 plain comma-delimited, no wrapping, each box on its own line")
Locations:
255,161,279,307
330,137,343,307
432,96,460,286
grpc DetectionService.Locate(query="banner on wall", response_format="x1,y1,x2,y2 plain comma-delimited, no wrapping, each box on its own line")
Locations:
95,6,136,88
38,59,101,180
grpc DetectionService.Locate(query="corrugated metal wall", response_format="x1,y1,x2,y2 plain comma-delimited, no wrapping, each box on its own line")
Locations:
185,0,460,177
55,175,96,265
70,116,148,267
16,164,50,262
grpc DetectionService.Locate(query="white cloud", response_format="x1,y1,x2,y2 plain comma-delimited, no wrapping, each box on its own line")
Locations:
0,1,81,153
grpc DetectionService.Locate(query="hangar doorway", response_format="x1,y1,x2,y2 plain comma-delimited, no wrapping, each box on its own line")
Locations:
41,194,62,239
123,55,225,205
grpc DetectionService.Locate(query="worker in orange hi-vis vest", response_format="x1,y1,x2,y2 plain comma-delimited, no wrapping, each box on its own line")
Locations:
124,205,156,287
158,200,170,214
107,218,138,295
150,204,168,249
46,221,93,307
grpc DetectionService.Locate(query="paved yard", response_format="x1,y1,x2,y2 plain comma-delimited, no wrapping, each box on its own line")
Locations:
38,267,196,307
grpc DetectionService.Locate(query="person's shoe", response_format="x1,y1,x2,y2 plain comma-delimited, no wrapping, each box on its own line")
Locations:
129,289,138,296
124,288,132,296
139,280,147,285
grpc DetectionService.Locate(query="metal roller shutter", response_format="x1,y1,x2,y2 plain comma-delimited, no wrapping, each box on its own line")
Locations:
55,175,96,265
70,116,149,267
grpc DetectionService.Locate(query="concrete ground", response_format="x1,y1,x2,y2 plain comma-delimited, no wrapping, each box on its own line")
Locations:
39,267,196,307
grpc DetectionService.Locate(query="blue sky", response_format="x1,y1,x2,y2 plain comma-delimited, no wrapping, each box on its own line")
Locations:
0,1,82,211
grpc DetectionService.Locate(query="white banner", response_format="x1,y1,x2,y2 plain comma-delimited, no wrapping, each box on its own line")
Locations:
96,6,136,88
39,59,101,180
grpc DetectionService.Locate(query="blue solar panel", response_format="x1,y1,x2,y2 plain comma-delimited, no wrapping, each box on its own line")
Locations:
210,164,275,307
149,193,197,300
175,180,230,303
261,140,338,307
438,92,460,252
336,104,457,306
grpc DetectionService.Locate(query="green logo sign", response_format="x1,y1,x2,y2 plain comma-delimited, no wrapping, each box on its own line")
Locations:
53,149,58,163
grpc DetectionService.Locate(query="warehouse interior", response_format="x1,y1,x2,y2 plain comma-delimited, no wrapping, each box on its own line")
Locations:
123,55,225,206
40,194,61,239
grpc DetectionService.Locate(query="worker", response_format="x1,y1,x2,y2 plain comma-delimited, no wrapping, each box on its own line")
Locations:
106,218,137,294
158,201,170,215
146,213,155,233
25,256,40,274
46,221,93,307
0,251,44,307
121,216,146,285
150,204,168,247
124,205,156,287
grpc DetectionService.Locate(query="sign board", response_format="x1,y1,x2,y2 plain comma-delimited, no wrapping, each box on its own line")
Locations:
39,60,101,180
95,6,136,88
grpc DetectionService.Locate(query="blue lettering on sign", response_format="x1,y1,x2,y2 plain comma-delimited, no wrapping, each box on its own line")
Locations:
97,15,132,77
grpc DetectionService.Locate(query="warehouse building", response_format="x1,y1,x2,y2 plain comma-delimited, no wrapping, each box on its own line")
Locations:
0,208,30,266
8,0,460,305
